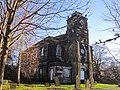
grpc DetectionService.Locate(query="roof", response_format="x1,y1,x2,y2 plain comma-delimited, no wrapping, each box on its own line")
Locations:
21,34,68,53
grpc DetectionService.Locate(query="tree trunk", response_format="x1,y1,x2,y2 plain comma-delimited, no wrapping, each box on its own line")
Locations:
88,45,94,88
0,36,10,90
17,53,21,84
75,40,81,89
0,1,18,89
0,31,2,53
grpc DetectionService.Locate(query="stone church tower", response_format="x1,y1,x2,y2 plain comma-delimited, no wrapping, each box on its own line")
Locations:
66,11,94,88
67,11,88,44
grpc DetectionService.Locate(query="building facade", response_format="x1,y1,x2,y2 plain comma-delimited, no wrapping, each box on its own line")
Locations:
20,12,93,84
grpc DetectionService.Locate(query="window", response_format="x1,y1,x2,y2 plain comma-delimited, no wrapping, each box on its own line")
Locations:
81,68,85,80
56,45,62,59
63,68,71,78
39,69,42,75
50,69,54,80
39,68,42,78
41,47,44,56
40,46,48,58
80,44,87,63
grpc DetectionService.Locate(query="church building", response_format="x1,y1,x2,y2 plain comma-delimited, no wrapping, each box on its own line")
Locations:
20,11,94,84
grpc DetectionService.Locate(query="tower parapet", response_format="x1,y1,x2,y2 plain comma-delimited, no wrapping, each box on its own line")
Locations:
67,11,88,44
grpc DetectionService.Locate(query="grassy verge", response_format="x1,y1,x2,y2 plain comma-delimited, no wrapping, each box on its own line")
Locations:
2,83,120,90
94,83,118,89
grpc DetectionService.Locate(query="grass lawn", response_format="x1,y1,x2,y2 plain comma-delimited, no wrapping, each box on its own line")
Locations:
2,83,120,90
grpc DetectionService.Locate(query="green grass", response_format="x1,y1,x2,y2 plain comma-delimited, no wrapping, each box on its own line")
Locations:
2,83,120,90
94,83,118,89
2,83,10,90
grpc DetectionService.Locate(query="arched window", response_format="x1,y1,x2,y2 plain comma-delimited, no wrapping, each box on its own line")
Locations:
40,46,48,57
41,47,44,56
56,45,62,60
81,68,85,80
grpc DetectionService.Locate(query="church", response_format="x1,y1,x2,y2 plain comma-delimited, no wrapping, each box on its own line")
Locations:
20,11,94,84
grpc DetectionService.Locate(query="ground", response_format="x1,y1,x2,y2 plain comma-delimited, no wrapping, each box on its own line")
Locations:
2,83,120,90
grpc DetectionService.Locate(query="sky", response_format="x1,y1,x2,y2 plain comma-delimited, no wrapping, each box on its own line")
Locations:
88,0,120,61
89,0,114,44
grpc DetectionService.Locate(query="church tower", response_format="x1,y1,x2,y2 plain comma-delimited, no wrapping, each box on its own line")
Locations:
67,11,89,65
67,11,93,88
67,11,88,44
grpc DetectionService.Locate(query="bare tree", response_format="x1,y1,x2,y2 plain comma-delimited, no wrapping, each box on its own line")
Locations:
16,35,36,84
103,62,120,84
92,44,112,82
0,0,90,89
96,0,120,63
95,0,120,43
